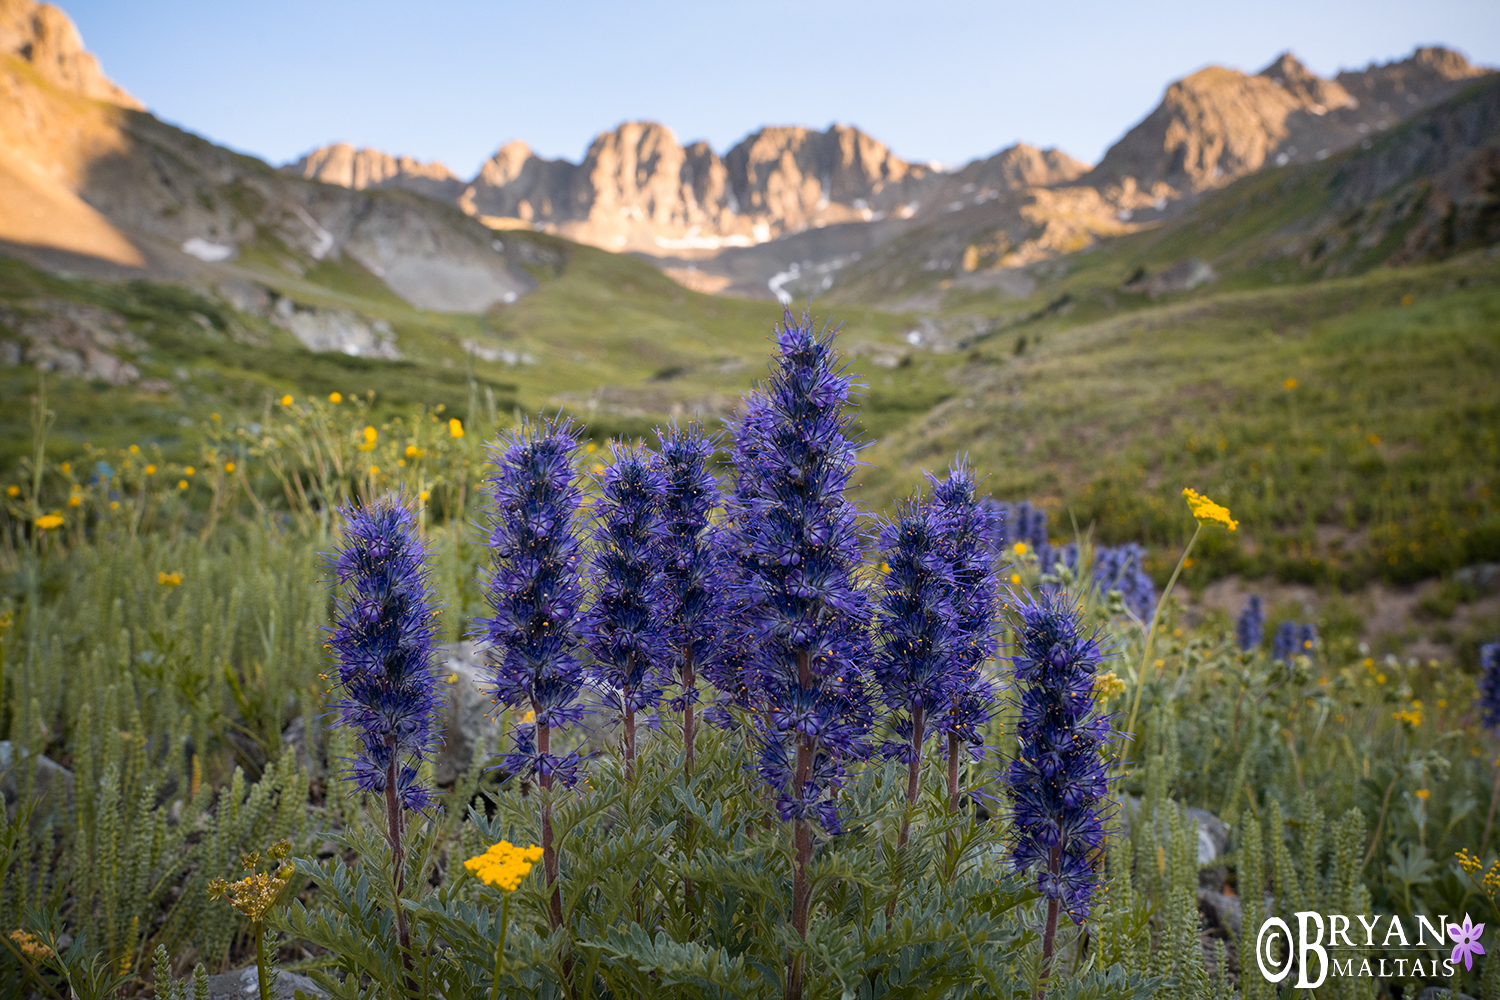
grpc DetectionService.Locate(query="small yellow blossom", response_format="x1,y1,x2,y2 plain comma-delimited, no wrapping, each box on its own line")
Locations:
418,491,429,501
1182,487,1238,530
8,929,53,963
449,417,464,438
225,462,236,473
281,395,293,406
184,466,195,476
1367,433,1381,445
1010,574,1021,585
329,392,342,403
1376,673,1387,684
369,466,380,477
1013,542,1027,556
68,495,81,507
464,841,543,892
207,839,295,920
1283,378,1298,390
5,485,18,497
60,462,70,474
585,442,596,453
129,444,140,454
593,463,606,475
1392,708,1421,727
211,413,220,422
405,444,419,459
34,514,63,530
1415,788,1430,800
158,571,184,586
1094,671,1126,699
146,464,157,475
178,480,188,490
110,501,119,510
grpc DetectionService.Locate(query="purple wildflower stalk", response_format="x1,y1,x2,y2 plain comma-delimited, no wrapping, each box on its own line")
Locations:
477,418,589,933
732,313,873,1000
872,495,959,850
1005,591,1112,985
929,462,1000,820
655,422,732,775
1235,595,1265,651
1479,642,1500,845
583,444,671,780
327,492,441,968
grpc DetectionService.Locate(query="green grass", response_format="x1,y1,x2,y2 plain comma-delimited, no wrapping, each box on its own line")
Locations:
852,251,1500,589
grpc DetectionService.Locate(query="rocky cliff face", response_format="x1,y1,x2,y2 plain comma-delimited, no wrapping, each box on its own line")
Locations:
1088,47,1490,205
0,0,140,108
287,143,466,203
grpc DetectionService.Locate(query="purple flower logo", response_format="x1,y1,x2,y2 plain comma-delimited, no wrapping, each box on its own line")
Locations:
1449,914,1486,971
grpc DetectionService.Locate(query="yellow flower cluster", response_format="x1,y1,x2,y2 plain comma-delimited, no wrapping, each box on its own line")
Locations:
34,514,63,530
465,841,543,892
207,840,294,921
158,571,184,587
1392,707,1422,728
8,928,53,963
1181,488,1238,531
1456,848,1500,899
1094,671,1127,699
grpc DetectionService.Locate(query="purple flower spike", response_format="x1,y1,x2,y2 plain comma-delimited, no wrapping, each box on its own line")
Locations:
327,492,442,811
1091,543,1157,623
1477,642,1500,729
1235,595,1264,651
731,312,874,833
476,417,590,784
929,462,1000,761
582,443,673,767
1005,591,1112,922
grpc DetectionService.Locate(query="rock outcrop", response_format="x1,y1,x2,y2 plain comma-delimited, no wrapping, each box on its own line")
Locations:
0,0,140,107
1088,47,1491,204
287,143,467,203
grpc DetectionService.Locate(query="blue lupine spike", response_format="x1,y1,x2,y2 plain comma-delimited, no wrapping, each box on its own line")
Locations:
475,417,590,786
1478,642,1500,729
1004,590,1112,921
1235,595,1265,651
326,492,442,811
730,311,874,833
582,443,672,716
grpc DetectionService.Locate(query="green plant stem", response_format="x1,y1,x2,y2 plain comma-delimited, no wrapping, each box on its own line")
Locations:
490,892,511,1000
1035,847,1061,1000
1122,523,1202,759
253,921,271,1000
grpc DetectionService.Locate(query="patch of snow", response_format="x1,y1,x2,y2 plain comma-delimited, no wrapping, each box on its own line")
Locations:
503,291,518,304
768,264,800,305
905,331,923,346
1117,209,1133,222
896,203,919,219
491,240,505,252
946,202,965,213
1275,152,1291,167
655,232,761,250
1153,197,1167,211
290,205,335,259
1315,149,1330,161
181,238,233,262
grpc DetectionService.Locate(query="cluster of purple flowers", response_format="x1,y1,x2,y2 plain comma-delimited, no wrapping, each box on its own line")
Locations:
1235,595,1265,651
1272,620,1319,662
582,445,672,731
477,418,591,786
326,494,442,810
1088,543,1157,623
1004,592,1112,922
1477,642,1500,729
733,315,874,834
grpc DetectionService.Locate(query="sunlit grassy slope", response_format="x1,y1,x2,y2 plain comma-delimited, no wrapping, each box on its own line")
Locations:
854,251,1500,590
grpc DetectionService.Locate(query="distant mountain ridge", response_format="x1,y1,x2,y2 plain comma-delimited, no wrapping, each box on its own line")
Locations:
286,45,1490,298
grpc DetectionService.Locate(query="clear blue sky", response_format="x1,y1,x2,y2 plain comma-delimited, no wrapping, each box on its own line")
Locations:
64,0,1499,178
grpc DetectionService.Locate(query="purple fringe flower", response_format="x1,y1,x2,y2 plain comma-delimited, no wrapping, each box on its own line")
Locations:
1091,543,1157,623
327,493,441,811
731,312,874,832
929,463,1000,757
654,422,736,712
1005,591,1112,921
1272,620,1318,663
1235,595,1265,651
583,444,672,714
1478,642,1500,729
872,496,960,760
476,418,590,786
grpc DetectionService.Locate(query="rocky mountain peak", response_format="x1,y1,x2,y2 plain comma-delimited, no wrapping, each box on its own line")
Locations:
0,0,140,108
288,143,464,203
1257,52,1355,112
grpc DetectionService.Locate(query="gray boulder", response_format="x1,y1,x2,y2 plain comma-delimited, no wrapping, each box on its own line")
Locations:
432,642,503,785
1119,796,1231,889
204,966,326,1000
0,740,75,827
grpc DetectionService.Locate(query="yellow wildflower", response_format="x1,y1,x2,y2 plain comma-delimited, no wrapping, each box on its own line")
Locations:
1094,671,1126,699
110,501,119,510
281,395,293,406
225,462,236,473
34,514,63,530
1010,574,1021,585
207,839,295,920
449,418,464,438
1283,378,1298,390
8,929,53,963
146,464,157,475
418,491,429,502
1415,788,1430,800
1181,487,1238,530
129,444,140,454
60,462,70,474
159,571,184,586
369,466,380,477
329,392,342,403
1013,542,1027,556
68,495,81,507
5,485,18,497
464,841,543,892
184,466,195,476
178,480,188,490
1392,708,1421,727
